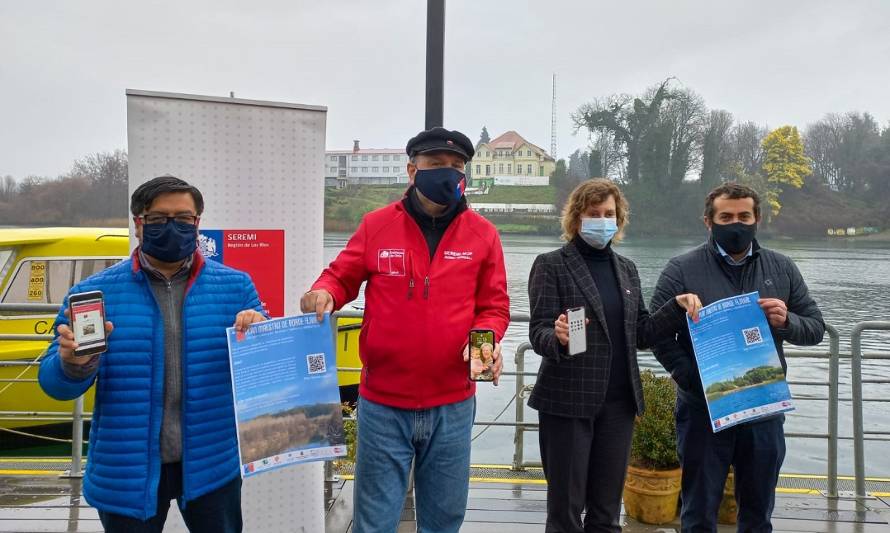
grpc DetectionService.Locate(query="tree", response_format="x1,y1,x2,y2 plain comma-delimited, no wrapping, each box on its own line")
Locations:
868,125,890,199
804,112,882,195
761,126,812,220
588,129,622,180
478,126,491,147
568,149,587,182
572,78,675,185
642,86,707,188
551,159,571,211
729,122,767,177
69,149,128,188
0,150,130,226
804,114,844,190
700,110,734,189
67,150,129,219
0,175,16,203
588,149,603,178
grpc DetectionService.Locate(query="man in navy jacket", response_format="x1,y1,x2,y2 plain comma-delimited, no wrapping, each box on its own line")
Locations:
651,182,824,532
39,175,265,532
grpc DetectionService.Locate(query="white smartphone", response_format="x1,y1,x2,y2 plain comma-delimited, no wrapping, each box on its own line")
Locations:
567,306,586,356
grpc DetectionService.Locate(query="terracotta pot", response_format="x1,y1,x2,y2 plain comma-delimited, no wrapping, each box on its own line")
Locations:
623,465,682,525
718,471,737,525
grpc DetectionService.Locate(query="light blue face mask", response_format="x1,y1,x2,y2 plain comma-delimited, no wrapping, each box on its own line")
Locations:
579,217,618,249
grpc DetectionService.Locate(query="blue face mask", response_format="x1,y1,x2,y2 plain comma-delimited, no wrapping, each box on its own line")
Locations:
414,167,465,207
579,217,618,249
141,220,198,262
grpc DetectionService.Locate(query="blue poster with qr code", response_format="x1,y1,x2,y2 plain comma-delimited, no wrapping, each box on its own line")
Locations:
226,314,345,478
687,291,794,433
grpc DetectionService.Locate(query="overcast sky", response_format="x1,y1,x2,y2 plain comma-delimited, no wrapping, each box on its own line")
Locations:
3,0,889,178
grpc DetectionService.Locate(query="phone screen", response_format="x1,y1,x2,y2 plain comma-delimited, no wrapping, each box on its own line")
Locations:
468,329,495,382
71,295,106,352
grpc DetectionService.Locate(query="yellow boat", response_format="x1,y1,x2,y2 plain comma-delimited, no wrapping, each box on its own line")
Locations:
0,227,361,447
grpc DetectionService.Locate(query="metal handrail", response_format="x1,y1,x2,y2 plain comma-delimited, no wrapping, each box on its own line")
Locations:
0,334,54,341
0,315,883,497
510,325,843,498
0,303,59,313
851,321,890,498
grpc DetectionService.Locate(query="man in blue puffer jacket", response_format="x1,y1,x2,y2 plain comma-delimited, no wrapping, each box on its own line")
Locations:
39,175,266,532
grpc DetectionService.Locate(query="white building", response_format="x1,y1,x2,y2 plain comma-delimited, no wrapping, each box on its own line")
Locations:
325,140,409,187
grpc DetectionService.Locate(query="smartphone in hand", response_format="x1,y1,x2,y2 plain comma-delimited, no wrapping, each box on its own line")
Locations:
68,290,107,357
567,306,586,356
468,329,495,382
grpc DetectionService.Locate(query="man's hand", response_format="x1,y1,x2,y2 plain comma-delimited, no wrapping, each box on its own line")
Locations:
675,293,703,323
57,308,113,366
759,298,788,328
462,342,505,386
233,309,266,333
300,289,334,322
554,313,590,346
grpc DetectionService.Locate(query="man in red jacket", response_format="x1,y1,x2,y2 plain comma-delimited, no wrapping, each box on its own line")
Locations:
302,127,510,532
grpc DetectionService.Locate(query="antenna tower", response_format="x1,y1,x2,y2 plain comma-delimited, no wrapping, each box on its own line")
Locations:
550,73,557,160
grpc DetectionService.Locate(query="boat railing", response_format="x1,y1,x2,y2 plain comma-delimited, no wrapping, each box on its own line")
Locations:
0,303,86,477
2,302,889,500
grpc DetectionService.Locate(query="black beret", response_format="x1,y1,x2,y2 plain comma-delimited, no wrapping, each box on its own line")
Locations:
406,127,475,161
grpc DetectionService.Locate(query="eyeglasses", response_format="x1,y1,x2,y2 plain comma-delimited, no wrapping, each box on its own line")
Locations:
137,213,199,226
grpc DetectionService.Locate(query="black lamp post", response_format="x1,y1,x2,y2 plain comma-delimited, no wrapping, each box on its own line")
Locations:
425,0,445,129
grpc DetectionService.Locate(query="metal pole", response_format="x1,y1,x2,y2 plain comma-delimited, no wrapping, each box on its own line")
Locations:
851,323,867,499
826,325,839,498
512,345,526,471
65,396,85,478
325,313,340,497
424,0,445,129
851,321,890,499
66,478,83,530
0,334,55,341
330,312,339,364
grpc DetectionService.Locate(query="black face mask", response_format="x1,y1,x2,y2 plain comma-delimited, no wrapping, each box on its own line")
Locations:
711,222,757,254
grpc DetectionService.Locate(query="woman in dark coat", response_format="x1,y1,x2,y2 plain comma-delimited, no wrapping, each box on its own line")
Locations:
527,179,701,533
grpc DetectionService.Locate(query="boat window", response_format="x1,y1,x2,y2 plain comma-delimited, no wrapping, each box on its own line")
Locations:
3,260,74,304
75,259,121,283
0,249,14,282
3,258,123,304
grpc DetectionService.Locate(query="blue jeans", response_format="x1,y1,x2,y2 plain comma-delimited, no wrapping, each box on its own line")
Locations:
676,396,786,533
98,462,242,533
353,395,475,533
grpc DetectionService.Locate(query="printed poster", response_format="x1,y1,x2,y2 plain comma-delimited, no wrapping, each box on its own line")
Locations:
227,314,346,478
686,291,794,432
200,229,285,317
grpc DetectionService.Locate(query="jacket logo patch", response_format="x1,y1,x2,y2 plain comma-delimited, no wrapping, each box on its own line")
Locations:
377,249,406,276
443,250,473,261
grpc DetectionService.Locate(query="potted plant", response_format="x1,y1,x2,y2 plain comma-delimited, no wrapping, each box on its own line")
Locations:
718,468,737,524
623,371,682,524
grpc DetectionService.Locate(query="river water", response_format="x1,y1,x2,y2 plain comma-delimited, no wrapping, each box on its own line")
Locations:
324,232,890,476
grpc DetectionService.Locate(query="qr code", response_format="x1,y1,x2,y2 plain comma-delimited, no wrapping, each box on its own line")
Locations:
307,353,326,374
742,327,764,346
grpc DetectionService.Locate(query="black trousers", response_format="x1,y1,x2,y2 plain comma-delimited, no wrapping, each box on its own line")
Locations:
538,400,636,533
676,396,786,533
97,462,242,533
